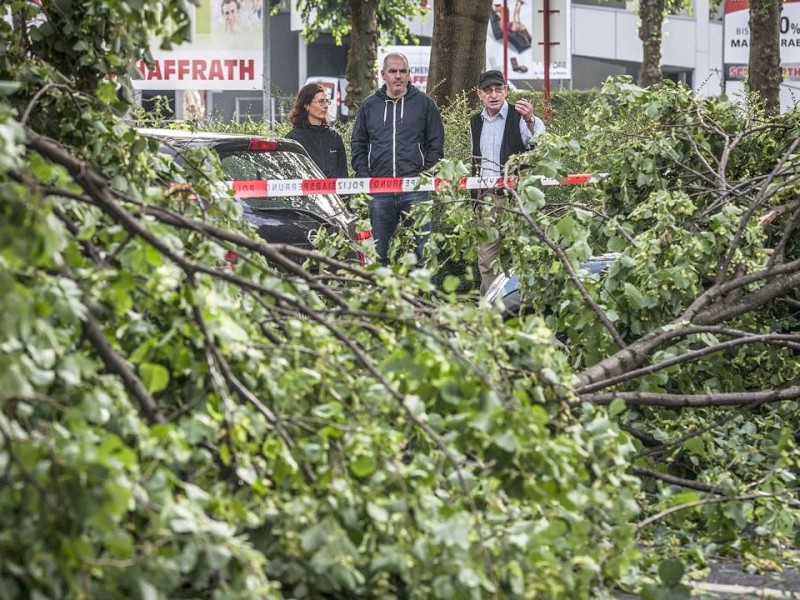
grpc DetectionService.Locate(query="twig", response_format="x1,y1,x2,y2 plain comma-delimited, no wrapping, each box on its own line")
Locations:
81,306,165,424
636,489,800,533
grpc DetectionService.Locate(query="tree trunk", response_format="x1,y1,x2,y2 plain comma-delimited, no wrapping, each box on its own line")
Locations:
748,0,782,114
345,0,378,114
428,0,493,108
638,0,665,87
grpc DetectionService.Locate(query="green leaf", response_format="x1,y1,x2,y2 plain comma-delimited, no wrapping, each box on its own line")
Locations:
366,502,389,524
139,362,169,394
236,466,257,485
433,517,471,550
684,436,705,456
28,152,56,183
97,80,118,104
0,81,22,96
129,339,155,364
555,214,578,242
107,531,135,559
522,186,546,212
623,283,648,309
658,558,685,586
104,481,133,517
493,430,517,453
300,520,331,553
442,275,460,293
609,397,626,417
138,579,161,600
349,455,377,478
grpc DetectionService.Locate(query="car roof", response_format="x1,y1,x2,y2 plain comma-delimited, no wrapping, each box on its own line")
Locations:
305,76,345,84
137,127,255,140
136,127,308,154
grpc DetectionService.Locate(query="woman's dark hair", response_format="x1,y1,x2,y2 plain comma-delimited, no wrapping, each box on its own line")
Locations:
288,83,329,127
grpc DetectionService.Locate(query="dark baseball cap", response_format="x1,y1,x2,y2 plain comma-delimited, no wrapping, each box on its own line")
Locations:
478,70,505,90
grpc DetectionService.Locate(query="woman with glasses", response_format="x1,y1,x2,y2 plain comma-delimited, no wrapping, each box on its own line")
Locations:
286,83,347,178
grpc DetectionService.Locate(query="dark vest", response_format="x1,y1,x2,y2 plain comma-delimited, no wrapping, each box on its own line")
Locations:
469,107,527,175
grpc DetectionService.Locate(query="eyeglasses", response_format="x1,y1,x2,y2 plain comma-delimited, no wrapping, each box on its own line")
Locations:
313,98,331,106
481,85,506,95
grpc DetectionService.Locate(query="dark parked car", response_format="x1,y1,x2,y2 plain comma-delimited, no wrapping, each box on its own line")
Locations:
138,128,369,265
484,253,619,317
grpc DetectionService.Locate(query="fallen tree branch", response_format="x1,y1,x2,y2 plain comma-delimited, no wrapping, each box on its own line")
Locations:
578,384,800,408
636,488,800,533
81,306,165,424
577,331,800,394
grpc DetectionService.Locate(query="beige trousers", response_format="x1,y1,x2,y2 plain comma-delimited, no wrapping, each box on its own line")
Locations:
476,192,506,296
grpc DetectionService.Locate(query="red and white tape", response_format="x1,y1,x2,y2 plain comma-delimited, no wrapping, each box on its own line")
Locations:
229,173,605,198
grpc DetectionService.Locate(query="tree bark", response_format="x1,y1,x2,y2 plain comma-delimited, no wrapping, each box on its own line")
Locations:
428,0,493,108
345,0,379,114
638,0,665,87
748,0,782,114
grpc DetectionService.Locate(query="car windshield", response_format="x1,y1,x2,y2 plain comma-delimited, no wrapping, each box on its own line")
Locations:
219,150,346,220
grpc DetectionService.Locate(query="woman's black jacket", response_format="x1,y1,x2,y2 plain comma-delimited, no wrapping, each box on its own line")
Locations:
286,124,348,178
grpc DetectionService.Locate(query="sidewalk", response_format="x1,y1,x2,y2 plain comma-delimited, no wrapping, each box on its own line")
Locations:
614,561,800,598
696,561,800,598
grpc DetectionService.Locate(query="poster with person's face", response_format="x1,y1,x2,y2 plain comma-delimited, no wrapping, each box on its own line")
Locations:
214,0,263,34
133,0,262,91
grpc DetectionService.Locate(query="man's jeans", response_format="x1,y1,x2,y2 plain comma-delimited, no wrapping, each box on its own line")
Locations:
368,191,431,267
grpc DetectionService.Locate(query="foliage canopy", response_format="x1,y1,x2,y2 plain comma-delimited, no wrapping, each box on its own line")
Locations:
2,2,800,599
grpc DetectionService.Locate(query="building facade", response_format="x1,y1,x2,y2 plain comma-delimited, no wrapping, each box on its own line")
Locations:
140,0,799,122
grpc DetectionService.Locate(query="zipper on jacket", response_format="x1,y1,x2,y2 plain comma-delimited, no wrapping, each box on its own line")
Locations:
391,100,397,177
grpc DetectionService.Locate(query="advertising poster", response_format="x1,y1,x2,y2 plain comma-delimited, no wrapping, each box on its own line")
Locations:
485,0,571,80
723,0,800,80
133,0,263,91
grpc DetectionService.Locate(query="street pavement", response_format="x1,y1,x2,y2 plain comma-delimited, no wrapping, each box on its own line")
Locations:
614,561,800,598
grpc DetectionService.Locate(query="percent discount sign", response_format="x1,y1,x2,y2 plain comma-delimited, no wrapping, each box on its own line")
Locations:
724,0,800,81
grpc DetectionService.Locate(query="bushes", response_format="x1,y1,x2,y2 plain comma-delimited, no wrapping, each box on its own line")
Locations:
3,6,646,589
7,6,800,590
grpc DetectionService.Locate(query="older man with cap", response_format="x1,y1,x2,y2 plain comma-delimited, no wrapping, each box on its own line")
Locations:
469,69,546,296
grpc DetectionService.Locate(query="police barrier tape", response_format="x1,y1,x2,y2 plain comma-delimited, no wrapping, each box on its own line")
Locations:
228,173,606,198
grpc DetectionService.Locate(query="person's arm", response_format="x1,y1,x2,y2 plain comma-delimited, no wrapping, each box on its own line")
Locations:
422,99,445,171
514,96,545,145
519,115,545,145
350,104,370,177
333,130,348,178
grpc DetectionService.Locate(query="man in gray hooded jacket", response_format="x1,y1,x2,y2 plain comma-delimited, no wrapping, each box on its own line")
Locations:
351,53,444,267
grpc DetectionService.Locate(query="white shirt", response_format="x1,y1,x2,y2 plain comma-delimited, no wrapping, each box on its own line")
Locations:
479,102,545,177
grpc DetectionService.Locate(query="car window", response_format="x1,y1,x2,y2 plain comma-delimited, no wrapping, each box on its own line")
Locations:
218,149,346,220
